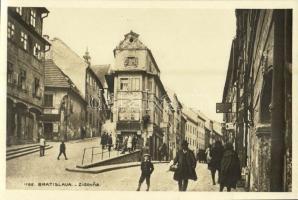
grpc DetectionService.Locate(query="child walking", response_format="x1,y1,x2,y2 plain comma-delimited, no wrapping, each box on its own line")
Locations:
136,154,154,191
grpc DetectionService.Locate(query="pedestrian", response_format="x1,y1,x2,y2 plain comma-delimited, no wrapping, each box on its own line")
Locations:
121,136,128,154
101,132,106,149
127,135,133,153
219,143,241,192
108,134,113,152
39,136,46,157
208,141,224,185
159,143,168,161
172,140,197,191
115,136,120,150
57,141,68,160
136,154,154,191
132,135,137,151
205,144,212,164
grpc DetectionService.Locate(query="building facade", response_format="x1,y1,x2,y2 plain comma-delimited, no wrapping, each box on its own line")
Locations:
43,60,86,141
222,9,292,191
197,114,206,151
166,89,183,158
106,31,168,160
83,51,108,138
183,108,199,154
7,7,50,145
160,97,174,160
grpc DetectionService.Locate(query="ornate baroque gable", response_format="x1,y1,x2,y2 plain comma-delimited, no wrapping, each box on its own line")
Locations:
115,30,147,50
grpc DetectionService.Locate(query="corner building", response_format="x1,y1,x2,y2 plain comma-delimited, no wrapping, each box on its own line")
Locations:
106,31,167,160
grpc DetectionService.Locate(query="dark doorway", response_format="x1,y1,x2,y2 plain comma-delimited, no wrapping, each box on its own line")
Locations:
44,123,53,140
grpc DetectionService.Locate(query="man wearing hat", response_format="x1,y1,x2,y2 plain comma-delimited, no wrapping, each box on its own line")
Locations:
172,140,197,191
136,153,154,191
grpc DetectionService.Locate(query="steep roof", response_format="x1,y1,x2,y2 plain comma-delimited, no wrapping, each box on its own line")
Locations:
114,30,147,52
44,59,82,96
45,59,70,88
165,87,183,109
46,37,88,97
90,64,111,88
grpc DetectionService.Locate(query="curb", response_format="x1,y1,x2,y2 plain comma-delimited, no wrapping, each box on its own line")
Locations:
66,161,170,174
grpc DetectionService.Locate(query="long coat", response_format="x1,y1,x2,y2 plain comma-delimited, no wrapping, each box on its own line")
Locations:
173,149,197,181
219,149,241,189
208,145,224,171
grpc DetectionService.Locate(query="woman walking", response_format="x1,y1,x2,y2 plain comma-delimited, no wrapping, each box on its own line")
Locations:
208,141,224,185
219,143,241,192
127,135,133,153
173,140,197,191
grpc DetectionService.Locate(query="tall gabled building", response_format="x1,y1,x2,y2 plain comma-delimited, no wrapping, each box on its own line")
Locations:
106,31,168,160
7,7,50,145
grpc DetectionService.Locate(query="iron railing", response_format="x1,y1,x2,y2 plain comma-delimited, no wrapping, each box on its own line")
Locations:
81,145,120,165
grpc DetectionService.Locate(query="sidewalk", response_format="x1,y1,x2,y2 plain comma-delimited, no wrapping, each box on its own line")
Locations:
66,160,169,174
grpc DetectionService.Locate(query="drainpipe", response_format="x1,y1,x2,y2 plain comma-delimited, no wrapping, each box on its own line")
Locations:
270,10,286,192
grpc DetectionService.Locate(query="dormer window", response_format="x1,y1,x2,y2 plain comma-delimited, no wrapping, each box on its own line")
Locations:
16,7,22,15
124,57,138,67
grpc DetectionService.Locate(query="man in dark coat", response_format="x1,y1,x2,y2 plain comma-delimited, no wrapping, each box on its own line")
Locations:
173,140,197,191
101,133,106,149
208,140,224,185
107,134,113,152
219,143,241,192
57,141,68,160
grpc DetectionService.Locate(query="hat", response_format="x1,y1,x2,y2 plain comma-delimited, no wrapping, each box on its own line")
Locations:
143,153,151,157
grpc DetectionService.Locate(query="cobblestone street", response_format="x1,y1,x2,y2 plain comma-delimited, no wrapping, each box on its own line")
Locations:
6,138,244,192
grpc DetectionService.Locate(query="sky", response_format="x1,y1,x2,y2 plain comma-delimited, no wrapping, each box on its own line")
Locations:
43,8,236,122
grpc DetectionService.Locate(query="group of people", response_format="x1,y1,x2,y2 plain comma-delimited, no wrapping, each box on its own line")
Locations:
100,132,113,151
120,135,138,154
136,140,241,192
206,141,241,192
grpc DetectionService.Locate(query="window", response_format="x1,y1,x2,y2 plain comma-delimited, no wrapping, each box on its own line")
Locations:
131,78,140,91
86,73,89,84
16,7,22,15
148,79,153,92
30,9,36,27
149,62,153,72
120,78,129,91
18,69,26,90
260,70,273,123
8,21,15,39
7,62,13,84
124,57,138,67
33,43,41,59
44,94,53,107
33,78,41,97
21,32,28,50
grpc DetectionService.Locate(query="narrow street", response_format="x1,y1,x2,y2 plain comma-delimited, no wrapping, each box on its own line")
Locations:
6,138,243,192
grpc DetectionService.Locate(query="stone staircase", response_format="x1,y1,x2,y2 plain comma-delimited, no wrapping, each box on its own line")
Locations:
6,144,53,160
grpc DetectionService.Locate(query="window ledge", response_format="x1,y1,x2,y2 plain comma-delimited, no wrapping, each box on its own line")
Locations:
255,123,271,137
